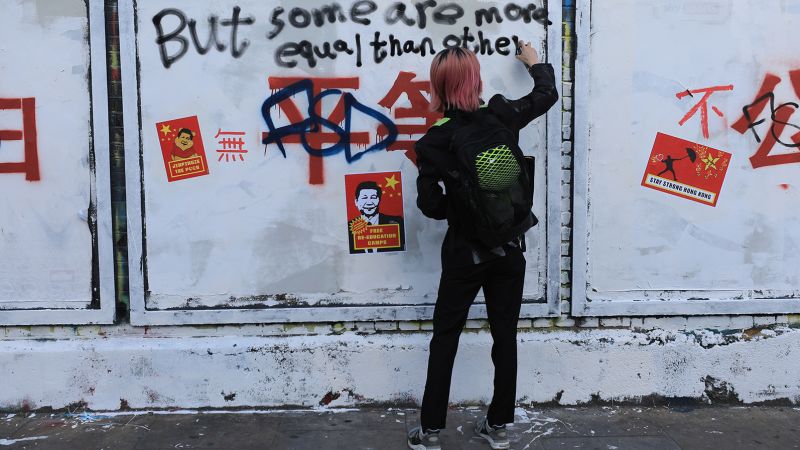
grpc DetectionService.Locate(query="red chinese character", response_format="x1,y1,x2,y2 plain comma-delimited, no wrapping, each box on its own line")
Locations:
377,72,442,165
732,70,800,168
676,85,734,139
215,129,248,162
262,77,369,185
0,98,40,181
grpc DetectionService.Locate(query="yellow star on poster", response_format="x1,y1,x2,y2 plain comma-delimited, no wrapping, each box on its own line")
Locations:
160,124,172,136
702,154,720,170
384,174,400,190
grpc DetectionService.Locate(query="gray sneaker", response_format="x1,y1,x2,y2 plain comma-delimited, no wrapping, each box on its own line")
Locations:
407,426,441,450
474,417,510,449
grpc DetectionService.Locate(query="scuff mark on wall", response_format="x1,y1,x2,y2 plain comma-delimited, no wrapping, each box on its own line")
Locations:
703,376,740,403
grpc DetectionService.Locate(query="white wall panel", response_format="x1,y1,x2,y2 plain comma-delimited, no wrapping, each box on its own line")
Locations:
123,0,563,324
0,0,114,325
573,0,800,316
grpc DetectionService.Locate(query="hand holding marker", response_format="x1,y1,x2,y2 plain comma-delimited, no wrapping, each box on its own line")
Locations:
515,40,539,66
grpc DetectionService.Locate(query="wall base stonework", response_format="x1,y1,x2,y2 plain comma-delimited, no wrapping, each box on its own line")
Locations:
2,325,798,411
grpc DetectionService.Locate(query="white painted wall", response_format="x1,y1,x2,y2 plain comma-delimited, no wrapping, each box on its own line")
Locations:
0,0,94,309
1,325,798,410
126,0,555,316
573,0,800,315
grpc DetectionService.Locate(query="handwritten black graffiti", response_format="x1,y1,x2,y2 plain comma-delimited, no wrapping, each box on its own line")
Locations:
268,1,378,39
276,35,361,68
442,27,521,55
383,1,464,28
277,28,520,68
153,2,550,68
266,1,550,39
260,79,399,163
153,7,255,69
732,71,800,168
475,4,551,26
739,94,800,148
369,32,435,63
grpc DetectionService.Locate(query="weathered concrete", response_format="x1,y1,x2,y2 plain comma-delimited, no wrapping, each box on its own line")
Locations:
1,406,799,449
2,326,799,411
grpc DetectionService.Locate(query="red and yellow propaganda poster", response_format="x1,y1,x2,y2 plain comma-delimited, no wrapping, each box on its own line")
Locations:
155,116,210,182
345,171,405,254
641,133,732,207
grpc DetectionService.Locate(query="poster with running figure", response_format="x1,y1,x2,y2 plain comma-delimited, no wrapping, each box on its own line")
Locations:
641,133,732,207
345,171,406,254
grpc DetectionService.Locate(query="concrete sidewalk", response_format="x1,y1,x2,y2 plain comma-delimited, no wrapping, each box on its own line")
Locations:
1,405,798,449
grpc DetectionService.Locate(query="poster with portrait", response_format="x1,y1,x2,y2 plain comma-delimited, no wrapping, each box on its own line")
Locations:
345,171,405,254
155,115,210,182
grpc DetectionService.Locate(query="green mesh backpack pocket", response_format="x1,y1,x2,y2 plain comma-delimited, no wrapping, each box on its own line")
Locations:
474,144,522,192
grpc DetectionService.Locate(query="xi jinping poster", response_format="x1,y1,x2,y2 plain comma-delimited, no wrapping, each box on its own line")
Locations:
155,115,210,182
345,171,406,254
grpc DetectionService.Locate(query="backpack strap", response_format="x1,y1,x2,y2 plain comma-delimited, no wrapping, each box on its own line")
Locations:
432,117,450,127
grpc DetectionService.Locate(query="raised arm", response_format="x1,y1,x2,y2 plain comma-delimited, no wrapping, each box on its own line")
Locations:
490,40,559,132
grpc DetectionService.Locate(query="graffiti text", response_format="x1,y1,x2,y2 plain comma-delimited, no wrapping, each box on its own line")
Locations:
733,70,800,168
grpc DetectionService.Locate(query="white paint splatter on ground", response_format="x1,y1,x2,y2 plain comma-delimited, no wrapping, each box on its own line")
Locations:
0,436,48,446
514,407,531,423
522,427,556,449
513,408,565,450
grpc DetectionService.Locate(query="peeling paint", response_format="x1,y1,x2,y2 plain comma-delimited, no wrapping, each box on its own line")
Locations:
703,376,740,404
1,328,799,411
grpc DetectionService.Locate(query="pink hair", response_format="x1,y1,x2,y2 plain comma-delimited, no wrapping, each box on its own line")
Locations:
429,47,483,113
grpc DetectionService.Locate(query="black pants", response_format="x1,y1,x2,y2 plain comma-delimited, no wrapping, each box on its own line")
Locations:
420,247,526,430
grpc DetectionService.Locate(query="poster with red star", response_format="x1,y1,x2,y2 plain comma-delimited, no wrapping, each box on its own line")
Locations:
641,133,732,207
345,171,405,254
155,116,210,182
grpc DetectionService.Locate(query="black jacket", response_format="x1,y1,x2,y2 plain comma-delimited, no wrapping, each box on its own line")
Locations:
414,63,559,268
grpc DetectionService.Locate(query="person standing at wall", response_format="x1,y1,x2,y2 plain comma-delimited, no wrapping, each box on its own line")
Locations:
408,42,558,450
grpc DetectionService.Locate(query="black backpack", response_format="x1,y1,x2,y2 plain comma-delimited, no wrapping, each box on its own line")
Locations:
447,112,538,249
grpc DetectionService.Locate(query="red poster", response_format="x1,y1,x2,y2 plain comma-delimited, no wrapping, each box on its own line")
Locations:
345,171,405,254
641,133,732,207
155,116,210,182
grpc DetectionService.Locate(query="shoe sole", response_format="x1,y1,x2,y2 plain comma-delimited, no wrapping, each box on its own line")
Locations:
407,441,440,450
475,430,510,450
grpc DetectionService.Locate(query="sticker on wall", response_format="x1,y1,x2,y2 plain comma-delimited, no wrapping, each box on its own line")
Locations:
641,133,731,207
345,171,405,254
155,116,210,182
